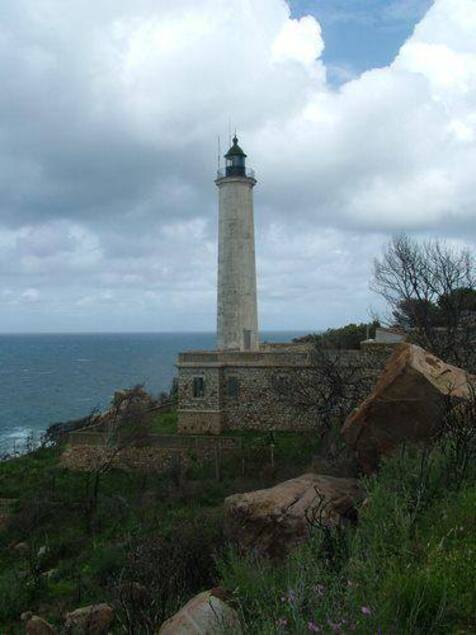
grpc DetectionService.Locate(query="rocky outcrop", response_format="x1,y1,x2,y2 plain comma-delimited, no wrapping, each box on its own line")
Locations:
25,616,58,635
158,588,241,634
341,343,475,473
224,473,363,558
64,604,114,635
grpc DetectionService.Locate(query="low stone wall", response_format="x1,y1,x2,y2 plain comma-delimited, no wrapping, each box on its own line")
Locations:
177,411,223,435
61,445,194,473
62,434,242,473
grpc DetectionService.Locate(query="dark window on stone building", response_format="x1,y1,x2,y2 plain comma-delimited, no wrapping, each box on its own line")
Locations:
227,376,240,398
192,376,205,398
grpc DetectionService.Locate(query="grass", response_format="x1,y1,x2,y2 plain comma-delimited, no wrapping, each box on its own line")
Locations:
149,410,178,434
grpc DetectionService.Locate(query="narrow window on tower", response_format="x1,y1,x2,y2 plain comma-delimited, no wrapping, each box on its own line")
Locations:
192,376,205,399
227,377,240,399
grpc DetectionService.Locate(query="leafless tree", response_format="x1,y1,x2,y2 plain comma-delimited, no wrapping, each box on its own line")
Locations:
271,346,377,457
304,487,351,567
83,385,152,525
372,234,476,370
438,386,476,489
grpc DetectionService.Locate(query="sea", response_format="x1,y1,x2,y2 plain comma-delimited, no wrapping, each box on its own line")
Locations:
0,331,304,453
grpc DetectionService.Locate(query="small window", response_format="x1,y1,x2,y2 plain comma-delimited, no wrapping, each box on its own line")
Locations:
227,377,240,398
192,376,205,398
243,329,252,350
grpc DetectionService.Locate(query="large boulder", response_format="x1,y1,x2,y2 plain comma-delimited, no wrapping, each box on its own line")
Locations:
224,474,363,558
26,616,58,635
158,588,242,634
64,604,114,635
341,343,475,473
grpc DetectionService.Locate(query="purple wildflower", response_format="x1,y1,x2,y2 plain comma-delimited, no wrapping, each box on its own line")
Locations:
361,606,372,616
307,622,321,632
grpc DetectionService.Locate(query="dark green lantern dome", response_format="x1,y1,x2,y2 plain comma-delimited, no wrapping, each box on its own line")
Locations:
224,136,247,176
225,136,247,159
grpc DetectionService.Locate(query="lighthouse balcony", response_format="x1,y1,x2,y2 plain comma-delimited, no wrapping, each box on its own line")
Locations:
216,166,256,179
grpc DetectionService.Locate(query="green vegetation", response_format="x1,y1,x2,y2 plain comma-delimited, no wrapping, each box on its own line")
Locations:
0,429,321,632
294,321,380,350
1,412,475,633
150,410,178,434
219,444,476,634
0,445,224,631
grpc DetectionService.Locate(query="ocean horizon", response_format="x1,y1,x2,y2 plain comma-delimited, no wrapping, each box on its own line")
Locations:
0,330,307,452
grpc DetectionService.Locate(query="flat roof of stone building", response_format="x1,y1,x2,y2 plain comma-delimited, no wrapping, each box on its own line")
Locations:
177,349,311,368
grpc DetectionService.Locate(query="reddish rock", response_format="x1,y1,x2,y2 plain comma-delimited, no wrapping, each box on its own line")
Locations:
341,343,475,472
26,616,58,635
158,589,241,634
224,473,363,558
64,603,113,635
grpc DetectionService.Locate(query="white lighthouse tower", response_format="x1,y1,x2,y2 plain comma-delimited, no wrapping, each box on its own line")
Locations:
216,136,259,351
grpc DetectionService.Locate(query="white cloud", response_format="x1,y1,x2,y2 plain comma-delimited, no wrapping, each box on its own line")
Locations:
272,15,324,67
0,0,475,332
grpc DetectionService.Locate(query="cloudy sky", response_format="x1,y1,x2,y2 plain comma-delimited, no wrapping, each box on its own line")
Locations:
0,0,475,333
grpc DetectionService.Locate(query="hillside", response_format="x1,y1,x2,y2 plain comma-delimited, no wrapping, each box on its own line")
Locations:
0,345,475,634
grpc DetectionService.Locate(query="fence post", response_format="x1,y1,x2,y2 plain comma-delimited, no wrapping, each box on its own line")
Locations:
270,443,275,469
241,439,246,478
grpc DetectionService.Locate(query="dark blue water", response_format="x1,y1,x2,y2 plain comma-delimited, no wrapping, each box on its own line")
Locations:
0,332,303,451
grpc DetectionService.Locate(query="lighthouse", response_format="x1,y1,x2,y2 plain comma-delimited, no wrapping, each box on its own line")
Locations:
177,137,313,435
216,136,259,351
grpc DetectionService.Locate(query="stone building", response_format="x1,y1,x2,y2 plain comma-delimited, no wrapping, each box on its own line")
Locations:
177,140,394,434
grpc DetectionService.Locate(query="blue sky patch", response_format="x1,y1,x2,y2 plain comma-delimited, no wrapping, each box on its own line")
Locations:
289,0,434,83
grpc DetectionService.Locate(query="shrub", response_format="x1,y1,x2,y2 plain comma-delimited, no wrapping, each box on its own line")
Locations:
88,544,127,584
218,443,476,634
112,510,225,633
0,570,35,624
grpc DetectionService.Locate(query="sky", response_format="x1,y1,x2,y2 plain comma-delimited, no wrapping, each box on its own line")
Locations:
0,0,475,333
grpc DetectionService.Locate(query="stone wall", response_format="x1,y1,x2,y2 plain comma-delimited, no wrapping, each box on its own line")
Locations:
62,435,242,473
178,366,221,411
177,346,395,433
62,445,185,473
222,366,315,431
177,366,223,433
